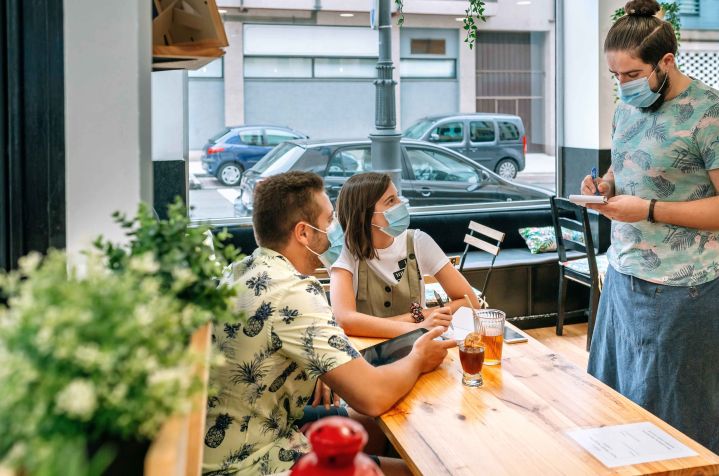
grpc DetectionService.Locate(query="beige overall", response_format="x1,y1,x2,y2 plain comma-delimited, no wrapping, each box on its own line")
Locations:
356,230,422,317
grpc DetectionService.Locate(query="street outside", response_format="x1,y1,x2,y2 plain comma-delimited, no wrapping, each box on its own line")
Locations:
188,151,556,221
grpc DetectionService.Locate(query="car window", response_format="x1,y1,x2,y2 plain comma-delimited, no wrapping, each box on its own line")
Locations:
403,119,434,139
224,135,242,145
209,127,231,143
406,147,478,183
265,128,301,147
293,147,330,175
470,121,495,143
498,121,521,141
253,143,305,175
239,129,263,146
428,121,464,143
326,148,372,177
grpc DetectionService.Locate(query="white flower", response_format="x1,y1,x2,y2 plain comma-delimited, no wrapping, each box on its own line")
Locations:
17,252,42,274
171,267,197,288
128,253,160,274
55,379,97,421
135,305,153,326
75,344,102,369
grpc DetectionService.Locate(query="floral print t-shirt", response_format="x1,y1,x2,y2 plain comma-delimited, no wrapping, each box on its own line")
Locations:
609,79,719,286
203,247,359,475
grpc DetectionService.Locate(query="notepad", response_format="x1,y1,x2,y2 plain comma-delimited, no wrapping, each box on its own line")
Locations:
569,194,608,205
567,422,697,468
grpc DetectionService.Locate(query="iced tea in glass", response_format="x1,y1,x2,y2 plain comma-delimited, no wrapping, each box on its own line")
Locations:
475,309,505,366
459,332,485,387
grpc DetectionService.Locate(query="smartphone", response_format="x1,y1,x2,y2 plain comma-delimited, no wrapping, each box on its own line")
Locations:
504,326,528,344
361,328,429,367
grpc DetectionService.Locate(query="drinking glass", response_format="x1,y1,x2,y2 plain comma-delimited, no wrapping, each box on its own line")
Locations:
458,341,485,387
474,309,505,366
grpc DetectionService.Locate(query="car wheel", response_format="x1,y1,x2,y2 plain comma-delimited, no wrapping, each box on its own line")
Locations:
218,163,243,186
495,159,518,179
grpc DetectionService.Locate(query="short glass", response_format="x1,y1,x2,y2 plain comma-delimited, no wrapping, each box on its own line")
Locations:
474,309,505,366
458,341,485,387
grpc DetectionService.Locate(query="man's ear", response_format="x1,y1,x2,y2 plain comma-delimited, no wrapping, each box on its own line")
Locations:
294,221,310,246
661,52,675,70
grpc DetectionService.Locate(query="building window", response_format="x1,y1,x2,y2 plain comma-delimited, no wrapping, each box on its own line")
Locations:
410,39,446,55
314,58,376,78
678,0,700,15
400,59,456,79
244,57,312,78
188,58,223,78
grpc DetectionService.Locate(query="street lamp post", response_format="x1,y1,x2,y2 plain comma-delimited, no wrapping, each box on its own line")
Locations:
369,0,402,192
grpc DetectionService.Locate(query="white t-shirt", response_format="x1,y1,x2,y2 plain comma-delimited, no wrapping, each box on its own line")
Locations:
331,229,449,306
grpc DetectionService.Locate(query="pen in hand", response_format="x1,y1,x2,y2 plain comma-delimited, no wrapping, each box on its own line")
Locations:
591,167,601,196
433,290,454,330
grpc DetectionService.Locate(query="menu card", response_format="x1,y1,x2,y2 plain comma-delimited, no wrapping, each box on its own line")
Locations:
567,422,697,468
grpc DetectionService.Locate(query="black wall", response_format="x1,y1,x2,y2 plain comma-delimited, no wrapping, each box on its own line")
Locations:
0,0,65,270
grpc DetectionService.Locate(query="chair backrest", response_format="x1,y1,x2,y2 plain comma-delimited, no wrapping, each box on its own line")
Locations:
459,221,505,299
549,196,599,277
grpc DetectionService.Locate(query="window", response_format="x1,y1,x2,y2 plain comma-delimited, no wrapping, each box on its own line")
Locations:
400,59,455,79
406,148,477,183
224,135,242,145
404,119,433,139
244,57,312,78
470,121,495,143
239,129,263,146
314,58,376,78
188,58,223,78
410,39,446,55
265,129,300,146
326,148,372,177
678,0,700,15
498,121,520,141
428,122,463,143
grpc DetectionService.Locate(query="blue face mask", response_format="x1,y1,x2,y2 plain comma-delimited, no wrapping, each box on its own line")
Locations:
305,220,344,268
373,198,410,238
617,68,667,108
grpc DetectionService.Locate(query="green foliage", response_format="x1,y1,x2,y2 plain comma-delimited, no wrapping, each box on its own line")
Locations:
0,250,206,474
93,197,244,330
394,0,487,49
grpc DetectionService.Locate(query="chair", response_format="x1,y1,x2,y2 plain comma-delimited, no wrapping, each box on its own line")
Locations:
458,221,506,307
550,196,606,350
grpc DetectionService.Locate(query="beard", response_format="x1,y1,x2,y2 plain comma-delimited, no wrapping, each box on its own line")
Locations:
642,69,671,113
308,234,329,269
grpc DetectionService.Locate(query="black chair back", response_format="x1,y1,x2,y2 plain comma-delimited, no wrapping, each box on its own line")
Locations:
549,196,599,280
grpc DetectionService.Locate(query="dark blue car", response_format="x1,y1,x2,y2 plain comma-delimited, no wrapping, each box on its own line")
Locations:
201,125,308,186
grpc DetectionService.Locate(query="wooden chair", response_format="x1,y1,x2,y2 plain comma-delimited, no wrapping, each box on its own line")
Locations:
458,221,505,307
549,196,603,351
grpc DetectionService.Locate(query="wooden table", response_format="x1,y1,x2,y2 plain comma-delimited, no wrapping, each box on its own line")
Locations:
351,325,719,475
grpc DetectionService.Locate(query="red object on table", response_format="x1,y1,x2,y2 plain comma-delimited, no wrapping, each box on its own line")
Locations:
291,416,383,476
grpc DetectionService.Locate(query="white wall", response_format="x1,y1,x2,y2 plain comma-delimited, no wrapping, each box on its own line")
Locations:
152,71,188,160
64,0,152,257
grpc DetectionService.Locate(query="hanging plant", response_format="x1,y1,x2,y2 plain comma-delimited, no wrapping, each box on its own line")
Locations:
394,0,487,49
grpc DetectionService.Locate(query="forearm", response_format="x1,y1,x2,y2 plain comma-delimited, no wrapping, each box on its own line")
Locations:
653,196,719,230
335,311,417,338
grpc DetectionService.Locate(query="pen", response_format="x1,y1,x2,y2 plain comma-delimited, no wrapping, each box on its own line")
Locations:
591,167,601,196
433,290,454,331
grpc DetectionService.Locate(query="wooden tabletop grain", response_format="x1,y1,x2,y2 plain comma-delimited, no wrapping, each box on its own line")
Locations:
351,325,719,476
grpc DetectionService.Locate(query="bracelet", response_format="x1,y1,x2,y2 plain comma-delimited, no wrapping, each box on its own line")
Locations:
647,199,657,223
409,302,424,323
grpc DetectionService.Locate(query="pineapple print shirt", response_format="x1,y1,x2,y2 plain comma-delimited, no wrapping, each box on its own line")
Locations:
203,247,360,475
609,79,719,286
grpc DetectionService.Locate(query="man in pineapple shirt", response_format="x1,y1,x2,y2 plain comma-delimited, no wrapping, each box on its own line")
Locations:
203,171,454,476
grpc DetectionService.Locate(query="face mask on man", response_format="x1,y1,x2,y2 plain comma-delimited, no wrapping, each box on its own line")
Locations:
372,198,410,238
617,67,668,108
304,220,344,268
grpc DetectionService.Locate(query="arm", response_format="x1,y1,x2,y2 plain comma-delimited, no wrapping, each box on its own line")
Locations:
433,262,481,313
320,327,455,417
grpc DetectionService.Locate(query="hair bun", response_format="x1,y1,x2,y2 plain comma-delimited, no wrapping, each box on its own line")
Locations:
624,0,661,17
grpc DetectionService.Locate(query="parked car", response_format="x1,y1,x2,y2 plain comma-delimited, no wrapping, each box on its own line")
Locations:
201,125,308,186
403,113,526,179
234,139,551,216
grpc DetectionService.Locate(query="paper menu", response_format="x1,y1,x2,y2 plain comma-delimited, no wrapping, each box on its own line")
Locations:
568,194,608,205
567,422,697,468
443,307,475,340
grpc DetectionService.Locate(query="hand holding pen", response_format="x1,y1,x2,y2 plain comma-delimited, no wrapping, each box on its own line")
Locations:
581,167,614,198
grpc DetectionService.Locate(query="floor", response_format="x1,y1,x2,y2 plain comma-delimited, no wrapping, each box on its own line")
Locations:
525,323,589,370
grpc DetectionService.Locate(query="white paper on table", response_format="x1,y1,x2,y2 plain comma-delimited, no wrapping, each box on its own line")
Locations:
442,307,475,340
567,422,697,468
568,194,608,206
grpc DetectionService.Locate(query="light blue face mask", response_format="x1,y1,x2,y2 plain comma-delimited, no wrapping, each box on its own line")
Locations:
617,68,667,108
305,220,344,268
373,198,410,238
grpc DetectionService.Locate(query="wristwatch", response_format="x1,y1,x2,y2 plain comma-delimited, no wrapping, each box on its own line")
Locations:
647,199,658,224
409,302,425,323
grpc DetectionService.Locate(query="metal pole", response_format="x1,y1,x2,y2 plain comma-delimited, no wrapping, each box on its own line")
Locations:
369,0,402,193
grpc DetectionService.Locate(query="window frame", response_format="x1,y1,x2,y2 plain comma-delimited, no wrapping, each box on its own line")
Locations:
469,120,498,145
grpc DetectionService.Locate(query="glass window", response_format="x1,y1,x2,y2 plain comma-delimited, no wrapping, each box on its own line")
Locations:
254,143,305,175
244,57,312,78
265,129,300,146
410,39,446,55
498,121,521,141
188,58,223,78
428,122,463,143
224,135,242,145
326,148,372,177
400,59,455,78
470,121,495,143
403,119,433,139
239,129,263,146
314,58,376,78
406,148,477,182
